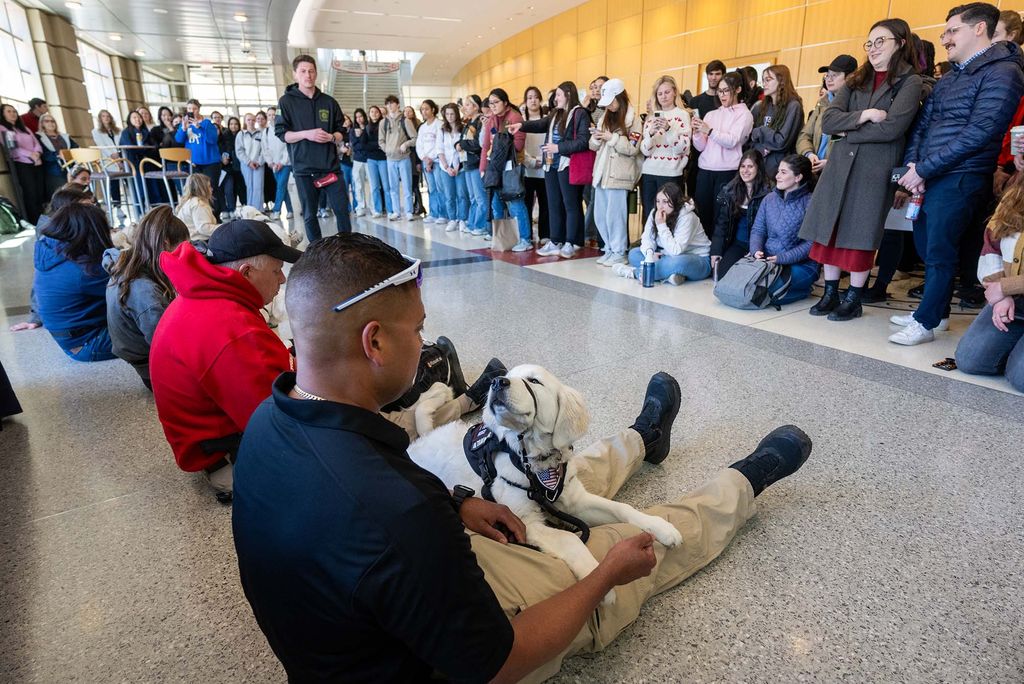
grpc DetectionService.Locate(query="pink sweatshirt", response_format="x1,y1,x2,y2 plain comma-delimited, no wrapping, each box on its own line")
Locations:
4,127,42,164
692,104,753,171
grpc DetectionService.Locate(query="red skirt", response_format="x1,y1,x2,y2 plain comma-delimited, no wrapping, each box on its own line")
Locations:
809,227,875,272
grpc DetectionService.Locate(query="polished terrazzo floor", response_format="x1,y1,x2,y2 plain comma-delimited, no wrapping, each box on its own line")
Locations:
2,210,1023,683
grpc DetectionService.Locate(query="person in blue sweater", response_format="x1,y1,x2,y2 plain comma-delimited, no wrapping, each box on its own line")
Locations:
175,98,223,214
33,202,116,362
748,153,818,304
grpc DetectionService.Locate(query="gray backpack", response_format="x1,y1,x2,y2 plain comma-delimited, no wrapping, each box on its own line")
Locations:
713,256,791,311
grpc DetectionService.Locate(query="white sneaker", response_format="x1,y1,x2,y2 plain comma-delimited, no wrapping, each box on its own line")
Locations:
888,319,935,346
445,220,459,232
458,220,467,231
482,233,492,242
559,243,579,258
268,211,280,220
422,216,434,224
604,252,628,266
889,313,949,331
537,241,561,256
355,208,366,217
611,263,636,279
371,211,383,218
666,273,687,286
405,213,416,221
388,213,400,220
219,211,233,221
511,239,533,252
595,252,610,265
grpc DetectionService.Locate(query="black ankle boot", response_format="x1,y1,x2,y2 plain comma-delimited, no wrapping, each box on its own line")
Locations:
729,425,812,496
465,358,508,407
828,287,864,321
860,285,888,304
630,372,681,464
809,281,840,316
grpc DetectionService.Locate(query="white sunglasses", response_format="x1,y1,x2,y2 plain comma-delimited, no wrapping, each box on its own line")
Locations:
332,256,423,312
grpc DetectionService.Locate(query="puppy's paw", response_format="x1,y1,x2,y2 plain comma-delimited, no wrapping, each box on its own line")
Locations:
644,517,684,548
601,588,617,607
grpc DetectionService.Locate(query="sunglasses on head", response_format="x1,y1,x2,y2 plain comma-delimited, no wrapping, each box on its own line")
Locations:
332,255,423,313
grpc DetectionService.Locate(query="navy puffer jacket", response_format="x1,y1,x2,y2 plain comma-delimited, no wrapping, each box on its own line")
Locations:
905,41,1024,179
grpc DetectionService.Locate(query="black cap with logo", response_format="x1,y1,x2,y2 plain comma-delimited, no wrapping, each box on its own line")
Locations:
818,54,859,75
204,220,302,264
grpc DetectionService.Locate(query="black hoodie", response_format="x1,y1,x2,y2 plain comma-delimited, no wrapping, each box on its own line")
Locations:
275,83,346,175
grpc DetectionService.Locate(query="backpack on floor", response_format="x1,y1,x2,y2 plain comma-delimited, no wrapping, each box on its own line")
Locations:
713,256,791,311
0,197,22,235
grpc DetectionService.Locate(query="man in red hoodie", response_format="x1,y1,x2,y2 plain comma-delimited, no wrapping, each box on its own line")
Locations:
150,220,301,501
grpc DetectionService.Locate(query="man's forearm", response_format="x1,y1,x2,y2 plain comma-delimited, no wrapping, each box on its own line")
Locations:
283,131,306,144
490,566,614,684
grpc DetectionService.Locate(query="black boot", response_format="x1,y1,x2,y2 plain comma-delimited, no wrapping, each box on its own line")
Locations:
465,358,508,407
630,372,681,464
860,284,888,304
729,425,812,497
809,280,840,316
828,286,864,321
434,336,467,397
381,337,466,412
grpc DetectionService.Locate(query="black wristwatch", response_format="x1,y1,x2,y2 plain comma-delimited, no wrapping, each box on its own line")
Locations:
451,485,475,512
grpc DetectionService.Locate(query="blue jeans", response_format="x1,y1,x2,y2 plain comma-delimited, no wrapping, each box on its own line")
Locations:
773,260,818,305
424,163,447,220
912,172,991,330
48,326,115,362
366,159,391,214
438,169,469,222
272,165,294,213
465,167,487,229
955,298,1024,392
489,191,531,240
628,249,712,281
387,157,414,215
340,163,356,211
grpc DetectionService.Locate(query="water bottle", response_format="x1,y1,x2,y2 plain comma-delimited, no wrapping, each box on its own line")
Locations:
905,192,923,221
641,250,656,288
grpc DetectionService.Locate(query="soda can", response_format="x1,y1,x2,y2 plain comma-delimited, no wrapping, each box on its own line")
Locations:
641,260,656,288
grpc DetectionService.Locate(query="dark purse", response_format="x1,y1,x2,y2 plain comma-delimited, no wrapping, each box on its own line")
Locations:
499,153,525,201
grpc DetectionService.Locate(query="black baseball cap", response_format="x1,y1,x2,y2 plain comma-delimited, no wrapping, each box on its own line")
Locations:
205,220,302,264
818,54,858,75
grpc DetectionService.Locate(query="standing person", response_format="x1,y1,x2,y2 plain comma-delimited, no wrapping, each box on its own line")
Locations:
416,100,446,225
380,95,418,220
20,98,47,133
219,117,246,219
1,103,45,224
510,82,592,257
894,2,1024,345
263,106,294,220
275,54,352,242
149,106,181,149
590,79,643,266
36,113,79,200
481,88,534,252
521,86,550,244
741,66,763,108
801,20,924,323
639,75,691,226
349,108,370,217
404,106,426,217
797,55,858,177
749,65,804,176
711,151,772,278
364,105,392,218
174,99,222,214
138,107,155,129
91,109,124,222
236,113,265,210
338,114,357,216
686,61,726,200
691,72,755,237
210,111,224,132
118,110,151,218
458,95,488,235
749,154,818,305
436,103,469,232
257,111,276,212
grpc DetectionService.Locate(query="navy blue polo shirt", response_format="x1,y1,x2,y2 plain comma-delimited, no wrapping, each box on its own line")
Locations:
232,373,514,683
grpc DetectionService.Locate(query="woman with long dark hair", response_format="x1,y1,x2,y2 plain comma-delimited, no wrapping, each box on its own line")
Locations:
416,100,446,224
749,65,803,175
349,108,371,217
800,18,923,323
118,110,153,216
219,116,245,217
1,103,46,224
364,105,392,217
521,86,550,243
105,206,190,387
458,95,488,234
508,81,592,257
436,103,469,231
710,150,772,277
479,88,532,251
33,202,116,361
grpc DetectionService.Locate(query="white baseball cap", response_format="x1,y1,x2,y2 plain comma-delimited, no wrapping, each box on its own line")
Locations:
597,78,625,107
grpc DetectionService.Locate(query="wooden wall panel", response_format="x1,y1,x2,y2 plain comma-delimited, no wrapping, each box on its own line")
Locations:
803,0,890,44
642,35,686,73
578,27,607,58
577,0,608,32
686,0,741,30
681,24,738,65
738,7,805,55
607,15,644,51
643,2,686,43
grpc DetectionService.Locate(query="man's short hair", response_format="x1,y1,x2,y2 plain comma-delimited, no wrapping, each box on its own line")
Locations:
210,110,223,117
740,65,758,83
186,98,201,108
384,94,400,105
292,54,316,71
28,97,45,109
947,2,1001,38
706,60,727,74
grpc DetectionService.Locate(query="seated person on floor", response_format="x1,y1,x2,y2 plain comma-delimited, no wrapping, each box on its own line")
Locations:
174,173,219,241
749,153,818,304
711,151,771,278
232,232,814,683
11,185,93,333
955,167,1024,391
66,164,91,189
33,202,116,362
104,206,190,389
150,223,497,499
613,181,712,285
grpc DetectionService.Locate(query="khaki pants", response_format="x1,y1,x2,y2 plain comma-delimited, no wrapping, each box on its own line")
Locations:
470,429,756,682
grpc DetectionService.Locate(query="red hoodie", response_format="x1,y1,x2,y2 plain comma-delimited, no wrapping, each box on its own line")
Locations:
150,243,291,472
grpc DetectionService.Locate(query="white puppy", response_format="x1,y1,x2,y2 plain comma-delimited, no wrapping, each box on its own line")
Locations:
408,364,682,603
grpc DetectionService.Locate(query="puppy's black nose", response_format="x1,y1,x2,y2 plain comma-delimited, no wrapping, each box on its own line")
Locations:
491,377,510,391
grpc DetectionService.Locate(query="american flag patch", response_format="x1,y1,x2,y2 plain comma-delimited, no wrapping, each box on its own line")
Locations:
537,465,563,491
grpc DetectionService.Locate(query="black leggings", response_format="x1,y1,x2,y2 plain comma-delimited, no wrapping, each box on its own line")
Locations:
14,162,46,224
716,241,749,279
694,169,734,239
524,175,549,241
544,167,585,246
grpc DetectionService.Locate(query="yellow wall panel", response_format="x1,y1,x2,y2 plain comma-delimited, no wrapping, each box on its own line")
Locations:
803,0,889,44
888,0,947,30
607,0,642,22
578,27,607,59
644,0,681,9
687,0,741,30
577,0,607,32
515,30,533,55
680,65,700,92
577,55,607,87
606,46,642,81
681,24,738,65
643,3,687,43
516,54,533,78
532,20,554,46
642,35,685,73
534,45,554,71
739,0,805,17
552,8,578,36
534,68,556,91
607,14,643,51
794,39,861,86
738,7,805,54
554,33,579,65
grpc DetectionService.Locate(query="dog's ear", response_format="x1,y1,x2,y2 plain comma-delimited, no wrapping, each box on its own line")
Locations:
552,384,589,451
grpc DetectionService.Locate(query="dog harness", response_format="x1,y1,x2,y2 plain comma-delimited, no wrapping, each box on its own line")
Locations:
462,423,590,543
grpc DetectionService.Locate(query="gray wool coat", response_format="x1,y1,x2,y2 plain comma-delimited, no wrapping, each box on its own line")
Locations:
798,67,924,251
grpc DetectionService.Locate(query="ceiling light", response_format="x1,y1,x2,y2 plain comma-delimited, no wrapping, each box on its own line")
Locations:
134,50,145,56
351,10,383,16
233,13,247,22
240,41,251,50
247,55,257,62
64,1,81,8
109,33,122,41
476,34,482,38
166,68,174,73
153,7,167,13
422,16,460,22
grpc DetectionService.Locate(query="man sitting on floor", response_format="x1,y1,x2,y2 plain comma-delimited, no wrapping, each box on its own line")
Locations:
232,232,814,682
